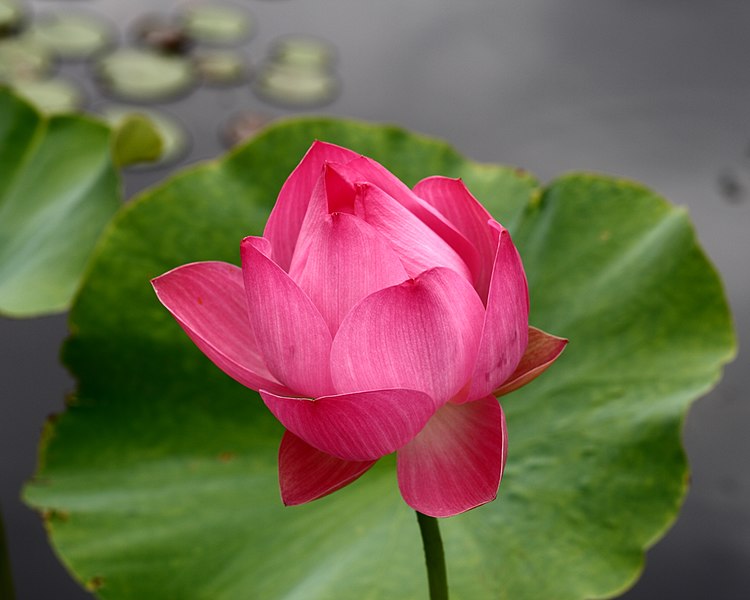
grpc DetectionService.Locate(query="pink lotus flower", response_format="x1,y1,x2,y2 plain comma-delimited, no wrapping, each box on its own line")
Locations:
152,142,566,517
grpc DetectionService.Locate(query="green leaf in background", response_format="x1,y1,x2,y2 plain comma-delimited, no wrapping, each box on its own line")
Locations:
0,87,121,317
23,119,735,599
110,113,164,169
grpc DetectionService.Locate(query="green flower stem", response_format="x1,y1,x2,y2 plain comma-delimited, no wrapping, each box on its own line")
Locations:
0,507,15,600
416,512,448,600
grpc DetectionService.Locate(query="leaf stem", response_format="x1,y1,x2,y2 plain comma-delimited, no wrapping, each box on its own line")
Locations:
0,506,15,600
416,511,448,600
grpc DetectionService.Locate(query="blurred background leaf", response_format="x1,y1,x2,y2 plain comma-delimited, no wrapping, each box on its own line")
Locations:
110,114,163,169
0,88,121,318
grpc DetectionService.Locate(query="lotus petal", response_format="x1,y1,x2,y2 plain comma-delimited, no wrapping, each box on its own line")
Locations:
278,431,376,505
241,237,334,397
397,395,507,517
261,388,437,461
151,261,291,395
331,267,484,404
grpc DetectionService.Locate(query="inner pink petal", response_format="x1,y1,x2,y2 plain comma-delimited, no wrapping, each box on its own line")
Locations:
413,177,497,302
354,183,473,282
330,267,484,405
263,141,360,271
344,156,482,282
288,212,408,335
397,395,507,518
241,237,334,398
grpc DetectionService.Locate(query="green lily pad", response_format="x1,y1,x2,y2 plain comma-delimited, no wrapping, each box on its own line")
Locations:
109,113,164,168
10,76,84,114
100,105,189,168
28,12,113,60
94,48,195,102
0,0,24,37
269,35,337,70
0,87,120,317
193,49,250,86
0,37,54,83
254,62,339,107
179,3,254,46
130,13,193,55
23,118,734,598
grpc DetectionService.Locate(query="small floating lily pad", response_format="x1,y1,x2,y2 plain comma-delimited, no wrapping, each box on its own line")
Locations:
193,49,250,85
0,37,53,82
29,12,113,60
99,104,190,168
0,0,25,37
12,76,84,114
269,35,336,69
179,2,253,46
220,109,271,147
95,48,195,102
254,62,339,107
131,13,193,55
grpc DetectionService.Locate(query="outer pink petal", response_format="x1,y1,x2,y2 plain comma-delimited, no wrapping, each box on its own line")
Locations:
151,262,291,395
354,183,472,281
288,211,409,334
467,224,529,401
495,326,568,396
342,156,482,282
263,141,360,271
330,267,484,405
241,237,334,398
413,176,497,301
261,388,437,461
397,395,507,518
278,431,376,506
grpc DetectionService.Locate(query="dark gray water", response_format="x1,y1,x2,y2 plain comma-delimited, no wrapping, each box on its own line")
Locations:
1,1,749,598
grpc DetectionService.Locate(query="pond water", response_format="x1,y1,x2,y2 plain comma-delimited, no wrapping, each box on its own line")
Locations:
1,1,749,598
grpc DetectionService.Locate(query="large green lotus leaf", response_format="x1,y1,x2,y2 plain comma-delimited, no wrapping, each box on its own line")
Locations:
24,118,734,599
0,87,123,317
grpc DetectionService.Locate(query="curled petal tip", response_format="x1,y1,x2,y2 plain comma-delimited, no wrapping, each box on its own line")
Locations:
495,327,568,397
